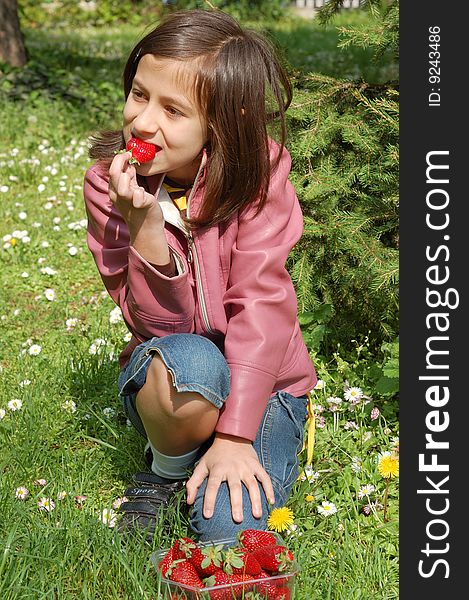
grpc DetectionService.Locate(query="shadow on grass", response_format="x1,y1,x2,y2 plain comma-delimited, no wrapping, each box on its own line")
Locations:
66,351,146,481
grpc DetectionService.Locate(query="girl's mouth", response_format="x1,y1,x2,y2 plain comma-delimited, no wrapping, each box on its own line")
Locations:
126,137,161,164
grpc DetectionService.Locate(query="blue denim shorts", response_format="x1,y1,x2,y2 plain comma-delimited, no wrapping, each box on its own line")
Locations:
118,333,231,437
117,333,308,541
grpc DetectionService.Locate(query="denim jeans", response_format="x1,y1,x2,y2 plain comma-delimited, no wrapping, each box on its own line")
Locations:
118,333,308,541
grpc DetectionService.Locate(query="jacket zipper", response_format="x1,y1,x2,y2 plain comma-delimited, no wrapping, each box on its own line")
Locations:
185,157,215,335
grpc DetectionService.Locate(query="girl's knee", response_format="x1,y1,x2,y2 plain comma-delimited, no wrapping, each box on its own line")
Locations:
188,481,269,542
139,355,219,428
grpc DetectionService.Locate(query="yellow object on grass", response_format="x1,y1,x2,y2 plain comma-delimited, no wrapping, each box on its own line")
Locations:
298,391,316,480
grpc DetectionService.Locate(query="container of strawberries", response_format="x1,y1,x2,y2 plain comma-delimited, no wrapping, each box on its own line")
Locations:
151,529,299,599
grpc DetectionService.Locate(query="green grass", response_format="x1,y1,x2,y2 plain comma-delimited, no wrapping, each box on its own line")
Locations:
0,13,398,600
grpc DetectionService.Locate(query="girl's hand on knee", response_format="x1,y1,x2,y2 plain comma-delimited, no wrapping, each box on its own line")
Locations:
185,433,275,523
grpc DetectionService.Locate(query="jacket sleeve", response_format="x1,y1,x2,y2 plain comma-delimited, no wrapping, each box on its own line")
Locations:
83,165,195,340
215,147,304,441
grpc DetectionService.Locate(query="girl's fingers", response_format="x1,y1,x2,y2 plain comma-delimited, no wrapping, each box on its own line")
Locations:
132,186,146,208
109,151,137,201
202,474,223,520
116,171,132,199
244,475,263,519
186,462,209,505
257,469,275,505
109,151,130,184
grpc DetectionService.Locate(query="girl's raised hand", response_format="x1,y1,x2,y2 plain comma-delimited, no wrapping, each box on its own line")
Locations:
108,151,163,225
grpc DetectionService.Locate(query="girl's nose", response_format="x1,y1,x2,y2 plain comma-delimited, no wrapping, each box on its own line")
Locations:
132,106,159,138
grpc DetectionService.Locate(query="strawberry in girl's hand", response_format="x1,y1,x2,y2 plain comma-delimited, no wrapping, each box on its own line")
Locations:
125,137,157,165
238,529,277,553
166,559,204,589
251,545,294,574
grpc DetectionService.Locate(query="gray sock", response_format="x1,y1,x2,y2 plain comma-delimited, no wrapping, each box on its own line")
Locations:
148,441,199,480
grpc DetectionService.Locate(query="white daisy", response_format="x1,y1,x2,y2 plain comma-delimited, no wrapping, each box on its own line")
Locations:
99,508,117,528
357,484,376,499
65,318,78,331
112,496,128,510
109,306,123,324
89,338,106,355
344,387,363,403
318,501,337,517
300,464,320,483
7,398,23,411
44,288,56,301
38,497,55,512
15,486,29,500
63,400,77,413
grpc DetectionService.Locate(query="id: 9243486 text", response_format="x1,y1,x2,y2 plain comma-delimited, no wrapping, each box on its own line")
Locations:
428,26,441,107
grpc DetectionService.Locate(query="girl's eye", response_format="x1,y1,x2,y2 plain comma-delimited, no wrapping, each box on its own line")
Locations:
165,106,182,117
131,89,145,100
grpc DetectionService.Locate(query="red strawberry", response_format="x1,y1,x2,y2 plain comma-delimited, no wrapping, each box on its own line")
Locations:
166,558,204,589
250,545,294,574
171,536,197,560
252,570,278,597
226,573,254,597
275,587,291,600
125,137,156,165
204,570,232,600
238,529,277,553
158,546,175,577
223,546,262,576
187,543,224,577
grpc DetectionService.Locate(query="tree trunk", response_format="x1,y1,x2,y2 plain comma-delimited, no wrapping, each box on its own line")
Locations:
0,0,28,67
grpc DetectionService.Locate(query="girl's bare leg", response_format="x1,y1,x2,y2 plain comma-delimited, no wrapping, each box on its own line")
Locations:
135,354,219,457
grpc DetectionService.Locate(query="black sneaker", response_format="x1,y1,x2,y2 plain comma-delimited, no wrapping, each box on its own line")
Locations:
117,471,186,543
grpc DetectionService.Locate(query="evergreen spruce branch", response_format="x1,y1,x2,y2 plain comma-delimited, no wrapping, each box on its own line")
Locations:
351,88,398,130
336,25,383,52
316,0,390,26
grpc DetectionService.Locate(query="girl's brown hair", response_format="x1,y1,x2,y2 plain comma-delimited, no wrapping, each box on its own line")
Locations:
89,9,292,228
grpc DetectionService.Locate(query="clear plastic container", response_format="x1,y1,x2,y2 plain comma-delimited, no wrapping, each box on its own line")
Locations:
151,532,299,599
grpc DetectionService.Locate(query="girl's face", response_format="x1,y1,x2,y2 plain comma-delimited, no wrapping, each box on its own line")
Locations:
123,55,207,184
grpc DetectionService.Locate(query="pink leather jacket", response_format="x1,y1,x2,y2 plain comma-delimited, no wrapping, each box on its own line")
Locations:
83,144,317,441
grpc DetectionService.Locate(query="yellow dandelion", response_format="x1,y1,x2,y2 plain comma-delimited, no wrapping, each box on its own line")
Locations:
305,494,315,503
267,506,294,532
378,452,399,479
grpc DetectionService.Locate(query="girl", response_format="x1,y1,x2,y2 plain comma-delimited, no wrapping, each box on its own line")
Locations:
83,8,317,542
